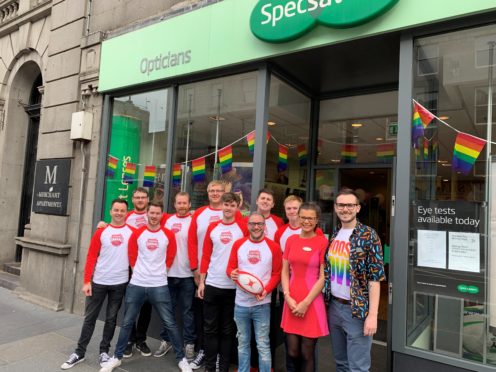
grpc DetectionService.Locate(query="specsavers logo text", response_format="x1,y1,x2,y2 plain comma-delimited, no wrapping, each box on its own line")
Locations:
250,0,399,43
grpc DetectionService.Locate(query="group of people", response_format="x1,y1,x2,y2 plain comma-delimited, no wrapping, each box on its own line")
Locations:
60,180,385,372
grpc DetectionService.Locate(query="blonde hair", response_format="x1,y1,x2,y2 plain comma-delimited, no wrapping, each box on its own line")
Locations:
284,195,303,206
207,180,225,191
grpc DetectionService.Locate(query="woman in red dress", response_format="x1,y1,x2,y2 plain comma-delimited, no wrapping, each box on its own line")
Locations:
280,202,329,372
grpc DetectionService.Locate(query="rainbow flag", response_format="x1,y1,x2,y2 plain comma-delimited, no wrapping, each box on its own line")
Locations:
106,155,118,178
172,163,181,187
219,145,233,173
412,101,435,143
376,143,395,162
143,165,156,188
341,144,357,163
192,157,206,182
278,145,288,171
452,132,486,175
297,144,307,166
423,137,429,160
246,131,271,155
123,162,136,184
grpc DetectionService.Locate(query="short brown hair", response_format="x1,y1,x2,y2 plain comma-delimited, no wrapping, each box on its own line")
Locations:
335,188,360,203
284,195,302,206
257,188,275,199
133,187,149,197
221,192,240,205
175,191,190,202
147,201,163,212
110,198,128,208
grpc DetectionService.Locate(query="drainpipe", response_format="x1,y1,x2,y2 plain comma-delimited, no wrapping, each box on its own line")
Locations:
69,141,87,313
85,0,92,36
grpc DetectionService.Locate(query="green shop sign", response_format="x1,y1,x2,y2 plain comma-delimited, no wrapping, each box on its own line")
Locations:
250,0,399,42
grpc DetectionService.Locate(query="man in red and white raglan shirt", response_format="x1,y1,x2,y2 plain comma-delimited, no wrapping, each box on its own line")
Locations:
153,192,196,360
248,188,284,240
197,192,248,372
61,199,133,370
101,202,192,372
227,212,282,372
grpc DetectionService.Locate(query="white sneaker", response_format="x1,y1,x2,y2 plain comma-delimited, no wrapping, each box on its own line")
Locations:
98,356,121,372
179,357,193,372
189,349,205,369
185,343,195,360
99,352,110,367
154,340,172,357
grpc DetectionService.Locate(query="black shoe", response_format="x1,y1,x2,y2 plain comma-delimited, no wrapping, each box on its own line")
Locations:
136,342,152,357
123,342,133,358
61,353,85,369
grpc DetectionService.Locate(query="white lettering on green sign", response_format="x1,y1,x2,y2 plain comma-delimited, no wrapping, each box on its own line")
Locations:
250,0,399,43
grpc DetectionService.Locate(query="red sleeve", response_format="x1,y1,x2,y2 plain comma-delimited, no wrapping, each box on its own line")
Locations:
235,210,243,221
125,211,133,221
316,227,324,236
227,238,244,276
273,215,284,228
83,228,105,283
264,238,283,293
161,213,171,227
237,219,249,237
128,227,143,268
164,227,177,268
200,222,217,274
188,208,202,270
319,236,328,263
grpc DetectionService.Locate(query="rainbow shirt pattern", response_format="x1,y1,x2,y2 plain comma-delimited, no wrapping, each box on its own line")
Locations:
327,228,353,300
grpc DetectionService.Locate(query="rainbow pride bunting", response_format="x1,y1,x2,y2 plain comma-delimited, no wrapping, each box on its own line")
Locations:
452,133,486,175
246,131,271,155
376,143,395,162
412,101,435,143
423,137,429,160
297,144,307,166
278,145,288,171
143,165,156,188
341,144,357,164
106,155,118,178
192,157,206,182
123,162,136,184
219,145,233,173
172,163,182,187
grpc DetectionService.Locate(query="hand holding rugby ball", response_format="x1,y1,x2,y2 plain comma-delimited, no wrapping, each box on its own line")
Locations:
235,270,264,295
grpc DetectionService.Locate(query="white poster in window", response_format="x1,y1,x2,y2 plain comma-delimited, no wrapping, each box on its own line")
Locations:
417,229,446,269
448,232,480,273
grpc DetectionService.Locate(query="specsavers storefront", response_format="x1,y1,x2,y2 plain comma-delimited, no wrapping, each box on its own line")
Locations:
97,1,496,370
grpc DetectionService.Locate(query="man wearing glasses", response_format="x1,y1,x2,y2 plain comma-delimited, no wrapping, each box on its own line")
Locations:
227,212,282,372
324,188,386,372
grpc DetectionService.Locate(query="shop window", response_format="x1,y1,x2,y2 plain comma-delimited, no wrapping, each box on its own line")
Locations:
262,76,311,218
170,72,257,212
103,89,171,221
407,24,496,367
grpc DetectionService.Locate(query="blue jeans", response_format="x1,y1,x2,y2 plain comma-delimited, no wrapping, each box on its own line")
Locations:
160,277,196,345
327,298,372,372
114,284,185,361
234,303,271,372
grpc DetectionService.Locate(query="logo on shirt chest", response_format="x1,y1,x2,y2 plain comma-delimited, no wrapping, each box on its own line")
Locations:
135,216,147,228
171,222,182,233
146,238,159,251
209,215,220,224
111,234,124,247
247,250,261,264
220,231,233,244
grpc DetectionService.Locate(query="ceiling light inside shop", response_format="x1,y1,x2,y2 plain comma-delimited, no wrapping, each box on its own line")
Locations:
441,163,452,167
268,121,276,126
439,115,450,120
443,179,449,182
351,123,363,127
376,137,383,141
331,159,340,163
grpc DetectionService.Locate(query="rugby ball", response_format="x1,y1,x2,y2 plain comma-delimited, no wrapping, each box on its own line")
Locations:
235,271,264,295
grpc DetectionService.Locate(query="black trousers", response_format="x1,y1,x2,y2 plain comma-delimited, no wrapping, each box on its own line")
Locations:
128,300,152,344
203,285,236,372
193,296,204,350
75,282,127,357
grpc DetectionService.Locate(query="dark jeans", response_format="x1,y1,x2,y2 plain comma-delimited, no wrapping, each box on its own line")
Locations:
75,282,127,357
160,277,196,345
203,285,236,372
114,284,185,361
128,300,152,344
193,296,204,350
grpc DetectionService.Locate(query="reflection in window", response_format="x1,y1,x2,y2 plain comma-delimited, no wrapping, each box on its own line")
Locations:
171,72,257,212
103,89,170,221
407,25,496,367
264,76,311,218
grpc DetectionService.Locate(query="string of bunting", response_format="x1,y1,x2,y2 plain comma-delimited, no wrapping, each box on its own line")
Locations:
411,99,495,175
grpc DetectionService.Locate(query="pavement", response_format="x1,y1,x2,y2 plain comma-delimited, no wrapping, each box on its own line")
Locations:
0,286,387,372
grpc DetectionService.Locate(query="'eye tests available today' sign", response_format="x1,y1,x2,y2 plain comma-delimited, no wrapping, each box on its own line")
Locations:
412,200,485,301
